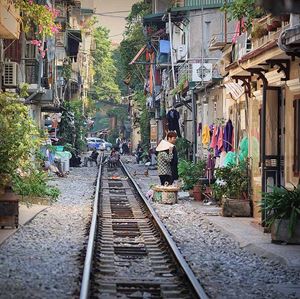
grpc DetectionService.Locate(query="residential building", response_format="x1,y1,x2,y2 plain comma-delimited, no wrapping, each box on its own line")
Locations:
221,13,300,223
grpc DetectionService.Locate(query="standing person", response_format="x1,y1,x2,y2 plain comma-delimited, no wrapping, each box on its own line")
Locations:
156,140,174,185
166,131,178,184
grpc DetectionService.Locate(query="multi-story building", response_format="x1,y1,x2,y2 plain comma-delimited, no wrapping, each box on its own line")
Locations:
0,0,95,132
221,12,300,223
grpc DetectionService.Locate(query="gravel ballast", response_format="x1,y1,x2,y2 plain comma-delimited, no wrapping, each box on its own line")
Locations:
0,167,97,299
123,158,300,299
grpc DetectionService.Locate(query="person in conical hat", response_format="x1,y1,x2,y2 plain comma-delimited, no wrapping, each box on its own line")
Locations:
156,139,174,185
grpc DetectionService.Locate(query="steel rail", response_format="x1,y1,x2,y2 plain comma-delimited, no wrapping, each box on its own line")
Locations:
121,160,209,299
80,153,103,299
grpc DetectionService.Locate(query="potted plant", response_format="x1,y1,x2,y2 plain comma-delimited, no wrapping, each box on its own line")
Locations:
178,159,206,200
251,23,268,40
212,162,251,216
260,185,300,244
0,92,59,227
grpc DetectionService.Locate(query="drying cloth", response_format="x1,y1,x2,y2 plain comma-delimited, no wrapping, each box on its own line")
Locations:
202,125,210,145
224,119,234,152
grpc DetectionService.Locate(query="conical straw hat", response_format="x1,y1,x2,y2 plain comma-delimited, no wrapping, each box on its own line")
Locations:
156,140,174,152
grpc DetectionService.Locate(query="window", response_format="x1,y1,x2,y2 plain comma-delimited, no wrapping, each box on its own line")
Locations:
293,99,300,176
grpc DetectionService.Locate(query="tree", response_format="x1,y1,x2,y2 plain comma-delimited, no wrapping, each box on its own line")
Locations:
221,0,265,29
118,1,151,91
92,26,121,102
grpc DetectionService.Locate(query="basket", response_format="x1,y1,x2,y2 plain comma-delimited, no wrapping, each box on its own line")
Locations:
152,185,180,204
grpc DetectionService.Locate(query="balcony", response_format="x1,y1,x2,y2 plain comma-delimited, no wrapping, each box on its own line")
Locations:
0,0,20,39
172,0,232,10
209,32,235,51
250,14,289,52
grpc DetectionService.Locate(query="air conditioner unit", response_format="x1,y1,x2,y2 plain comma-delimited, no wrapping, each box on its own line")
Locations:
177,44,187,61
4,62,18,87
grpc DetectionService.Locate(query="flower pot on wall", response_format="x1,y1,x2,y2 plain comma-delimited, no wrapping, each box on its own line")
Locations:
271,219,300,244
221,197,251,217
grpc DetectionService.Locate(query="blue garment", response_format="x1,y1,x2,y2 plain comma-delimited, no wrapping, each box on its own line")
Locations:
159,40,170,54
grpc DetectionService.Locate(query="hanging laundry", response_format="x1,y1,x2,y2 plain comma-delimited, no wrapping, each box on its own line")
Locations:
206,153,215,182
197,123,202,136
210,125,218,149
223,119,234,152
217,126,224,151
166,108,181,137
202,124,210,145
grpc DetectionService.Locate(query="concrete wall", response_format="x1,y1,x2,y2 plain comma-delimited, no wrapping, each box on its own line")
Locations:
285,61,300,187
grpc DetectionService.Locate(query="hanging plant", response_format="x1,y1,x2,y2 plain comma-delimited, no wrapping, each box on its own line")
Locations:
15,0,61,57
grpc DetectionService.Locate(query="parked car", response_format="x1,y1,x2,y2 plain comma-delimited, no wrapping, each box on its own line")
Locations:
86,137,112,151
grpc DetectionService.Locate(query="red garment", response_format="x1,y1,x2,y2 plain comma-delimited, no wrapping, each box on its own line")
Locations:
217,127,224,150
210,126,218,149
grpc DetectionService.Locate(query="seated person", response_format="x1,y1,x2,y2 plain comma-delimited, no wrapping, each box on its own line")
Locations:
108,148,120,167
87,149,99,166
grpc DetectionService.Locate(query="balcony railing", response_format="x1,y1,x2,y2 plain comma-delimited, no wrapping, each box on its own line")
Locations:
250,14,289,52
172,0,232,10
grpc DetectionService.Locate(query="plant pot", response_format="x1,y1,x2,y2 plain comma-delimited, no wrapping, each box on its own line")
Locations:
266,23,276,32
193,184,202,201
0,188,19,228
271,219,300,244
221,197,251,217
279,15,289,22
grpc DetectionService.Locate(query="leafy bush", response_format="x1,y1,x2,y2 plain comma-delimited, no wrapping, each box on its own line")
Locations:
212,162,249,200
178,159,206,190
260,185,300,238
0,92,40,188
12,169,60,203
175,138,191,160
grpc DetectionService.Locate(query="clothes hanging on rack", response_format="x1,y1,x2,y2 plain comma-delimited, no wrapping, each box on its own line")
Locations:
197,123,202,136
202,125,210,145
166,109,181,137
210,125,218,149
223,119,234,152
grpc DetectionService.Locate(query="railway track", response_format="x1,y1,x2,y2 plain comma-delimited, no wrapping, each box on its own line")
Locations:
80,155,208,299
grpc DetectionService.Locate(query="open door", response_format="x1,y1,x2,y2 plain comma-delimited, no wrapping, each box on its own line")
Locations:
261,87,285,222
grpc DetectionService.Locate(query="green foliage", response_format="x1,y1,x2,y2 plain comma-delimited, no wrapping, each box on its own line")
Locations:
118,1,150,91
221,0,265,29
62,59,72,80
92,26,121,102
132,91,150,147
0,92,40,188
107,107,127,123
212,163,249,200
15,0,60,38
260,185,300,238
175,138,191,160
108,127,120,145
59,99,87,152
178,159,206,191
12,169,60,203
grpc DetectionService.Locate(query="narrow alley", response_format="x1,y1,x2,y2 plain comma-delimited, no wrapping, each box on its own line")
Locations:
0,0,300,298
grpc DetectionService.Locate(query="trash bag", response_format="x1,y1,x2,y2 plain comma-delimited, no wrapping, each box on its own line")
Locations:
223,151,237,167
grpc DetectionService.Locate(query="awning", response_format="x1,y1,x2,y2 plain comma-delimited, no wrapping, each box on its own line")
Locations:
224,80,244,100
143,13,164,26
129,45,146,65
